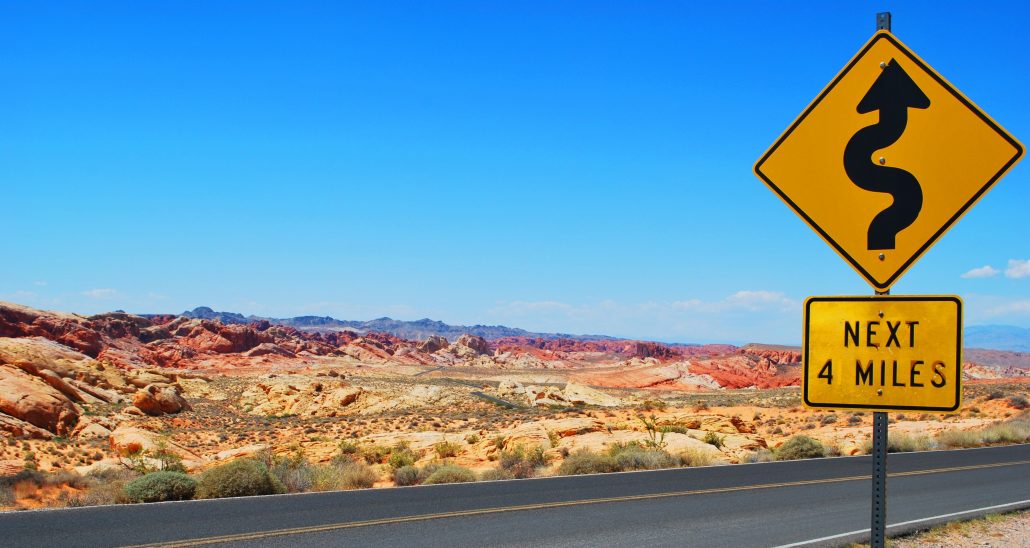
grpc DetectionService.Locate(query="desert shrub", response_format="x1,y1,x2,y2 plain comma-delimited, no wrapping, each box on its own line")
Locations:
742,449,775,464
195,459,285,499
613,447,677,471
492,435,506,450
434,441,462,459
775,436,825,460
392,465,420,486
557,449,620,476
890,433,934,453
270,455,314,493
388,445,417,469
339,461,378,489
606,441,642,457
360,445,391,465
487,445,549,480
0,484,14,507
680,447,717,467
547,431,560,447
639,415,667,450
464,434,480,445
820,414,838,425
848,414,863,425
658,424,688,434
479,468,515,481
423,465,476,485
123,471,196,503
310,460,378,491
337,440,359,456
937,429,982,448
938,415,1030,448
982,421,1030,444
638,399,667,412
861,432,935,454
702,431,725,449
986,390,1004,400
1008,395,1029,410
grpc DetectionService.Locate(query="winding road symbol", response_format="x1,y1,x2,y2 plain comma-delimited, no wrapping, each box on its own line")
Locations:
844,60,930,251
754,31,1023,291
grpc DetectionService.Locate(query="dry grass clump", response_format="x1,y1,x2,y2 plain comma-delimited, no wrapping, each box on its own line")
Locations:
937,412,1030,449
496,445,549,479
557,449,620,476
434,441,462,459
311,461,378,491
679,447,717,467
860,432,936,454
422,464,476,485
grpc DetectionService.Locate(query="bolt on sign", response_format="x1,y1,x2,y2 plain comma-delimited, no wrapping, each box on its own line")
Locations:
754,31,1023,291
803,295,961,412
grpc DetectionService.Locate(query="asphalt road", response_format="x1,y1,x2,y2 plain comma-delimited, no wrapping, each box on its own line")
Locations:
2,445,1028,547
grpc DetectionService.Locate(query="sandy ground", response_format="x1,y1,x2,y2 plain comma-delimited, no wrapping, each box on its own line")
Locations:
888,510,1030,547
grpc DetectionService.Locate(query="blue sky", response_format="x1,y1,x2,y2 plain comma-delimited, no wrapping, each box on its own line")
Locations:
1,1,1027,345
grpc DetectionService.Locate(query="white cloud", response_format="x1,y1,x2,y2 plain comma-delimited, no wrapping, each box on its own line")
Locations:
33,281,47,287
961,265,999,279
1004,259,1030,279
486,289,801,344
983,299,1030,317
725,290,796,311
83,288,118,299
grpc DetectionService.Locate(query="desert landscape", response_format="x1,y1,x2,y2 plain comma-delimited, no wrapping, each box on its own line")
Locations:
0,300,1027,510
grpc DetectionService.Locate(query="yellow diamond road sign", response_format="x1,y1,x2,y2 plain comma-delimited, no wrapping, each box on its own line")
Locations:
803,295,962,413
755,31,1023,291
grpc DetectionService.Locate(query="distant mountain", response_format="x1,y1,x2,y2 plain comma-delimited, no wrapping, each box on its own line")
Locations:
964,325,1030,353
176,307,615,343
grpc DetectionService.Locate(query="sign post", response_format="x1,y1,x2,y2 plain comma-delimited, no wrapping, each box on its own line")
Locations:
754,11,1022,548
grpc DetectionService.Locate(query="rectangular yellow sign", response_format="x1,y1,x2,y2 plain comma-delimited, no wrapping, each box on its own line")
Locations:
803,295,962,412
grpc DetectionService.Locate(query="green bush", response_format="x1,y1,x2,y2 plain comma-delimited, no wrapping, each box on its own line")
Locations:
338,440,359,455
703,431,725,449
434,441,462,459
270,456,314,493
360,445,391,465
613,447,677,471
124,471,197,503
423,464,476,485
388,444,417,469
557,449,620,476
774,436,826,460
195,459,285,499
393,465,421,486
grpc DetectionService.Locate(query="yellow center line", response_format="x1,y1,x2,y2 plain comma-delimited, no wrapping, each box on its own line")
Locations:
126,459,1030,548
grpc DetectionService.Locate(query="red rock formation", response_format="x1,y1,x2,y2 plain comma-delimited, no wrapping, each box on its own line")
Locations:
132,384,192,416
0,365,79,435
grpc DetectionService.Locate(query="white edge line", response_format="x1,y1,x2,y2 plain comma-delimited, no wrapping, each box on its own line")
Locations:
773,499,1030,548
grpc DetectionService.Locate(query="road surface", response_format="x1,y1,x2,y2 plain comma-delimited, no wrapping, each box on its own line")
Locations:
1,444,1028,547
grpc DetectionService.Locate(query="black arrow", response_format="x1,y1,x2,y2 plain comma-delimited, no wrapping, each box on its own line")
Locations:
843,58,930,250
